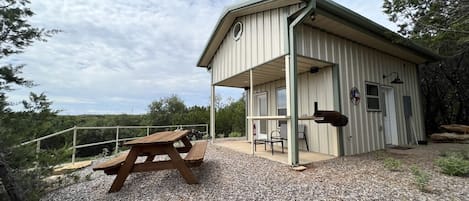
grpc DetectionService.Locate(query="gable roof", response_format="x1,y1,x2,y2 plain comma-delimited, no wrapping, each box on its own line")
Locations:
197,0,441,67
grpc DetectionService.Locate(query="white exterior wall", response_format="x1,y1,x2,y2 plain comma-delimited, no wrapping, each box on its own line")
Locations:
211,4,303,84
251,67,339,156
296,25,425,155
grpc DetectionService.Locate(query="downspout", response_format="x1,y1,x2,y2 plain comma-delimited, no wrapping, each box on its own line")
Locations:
287,0,316,166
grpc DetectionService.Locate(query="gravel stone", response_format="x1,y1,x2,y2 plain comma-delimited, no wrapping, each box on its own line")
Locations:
41,143,469,201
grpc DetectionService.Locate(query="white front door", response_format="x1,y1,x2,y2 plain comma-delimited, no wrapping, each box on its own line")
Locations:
255,93,268,140
382,87,398,145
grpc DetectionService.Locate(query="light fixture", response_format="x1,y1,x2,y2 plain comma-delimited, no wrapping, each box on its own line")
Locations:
310,66,319,74
382,72,403,84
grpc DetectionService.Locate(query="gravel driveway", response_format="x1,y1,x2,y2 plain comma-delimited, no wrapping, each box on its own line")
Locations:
42,143,469,201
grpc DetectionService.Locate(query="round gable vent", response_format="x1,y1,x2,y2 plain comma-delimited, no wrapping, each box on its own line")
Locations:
233,22,243,41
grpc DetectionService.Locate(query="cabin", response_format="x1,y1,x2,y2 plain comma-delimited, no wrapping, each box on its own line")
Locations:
196,0,440,165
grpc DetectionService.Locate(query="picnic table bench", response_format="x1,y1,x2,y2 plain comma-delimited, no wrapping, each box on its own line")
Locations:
92,130,208,193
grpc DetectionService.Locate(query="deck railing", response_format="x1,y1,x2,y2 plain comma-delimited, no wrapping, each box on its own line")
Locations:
21,124,209,164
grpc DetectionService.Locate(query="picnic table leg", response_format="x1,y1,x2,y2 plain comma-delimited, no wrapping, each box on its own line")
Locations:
181,136,193,148
109,147,139,193
164,145,198,184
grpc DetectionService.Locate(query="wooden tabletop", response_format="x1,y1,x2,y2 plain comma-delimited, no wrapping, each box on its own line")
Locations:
124,130,190,146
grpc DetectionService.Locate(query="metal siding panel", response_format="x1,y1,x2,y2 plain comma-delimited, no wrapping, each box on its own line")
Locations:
342,39,353,155
377,52,385,149
358,47,368,153
309,73,320,153
318,70,328,154
264,10,272,60
280,7,286,54
271,8,280,58
364,48,373,151
257,12,264,65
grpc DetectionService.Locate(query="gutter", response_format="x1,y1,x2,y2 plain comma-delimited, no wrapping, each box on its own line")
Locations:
286,0,316,166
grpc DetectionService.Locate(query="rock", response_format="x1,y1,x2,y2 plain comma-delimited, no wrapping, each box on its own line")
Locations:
440,124,469,134
431,132,469,143
291,165,307,171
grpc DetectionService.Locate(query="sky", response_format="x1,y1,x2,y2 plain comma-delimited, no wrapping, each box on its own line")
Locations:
6,0,399,115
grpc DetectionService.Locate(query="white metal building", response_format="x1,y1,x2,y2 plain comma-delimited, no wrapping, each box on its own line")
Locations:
197,0,440,165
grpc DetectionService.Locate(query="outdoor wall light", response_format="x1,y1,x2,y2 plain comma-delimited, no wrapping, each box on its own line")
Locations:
382,72,404,84
310,67,320,74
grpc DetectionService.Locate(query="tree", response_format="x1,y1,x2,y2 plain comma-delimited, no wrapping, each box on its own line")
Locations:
215,96,245,136
383,0,469,134
383,0,469,56
0,0,58,200
147,95,187,126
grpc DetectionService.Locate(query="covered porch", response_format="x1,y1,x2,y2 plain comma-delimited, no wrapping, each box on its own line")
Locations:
209,54,338,165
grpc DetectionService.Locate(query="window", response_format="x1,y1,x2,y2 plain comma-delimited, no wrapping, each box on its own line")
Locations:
366,83,380,111
232,22,243,41
277,88,287,126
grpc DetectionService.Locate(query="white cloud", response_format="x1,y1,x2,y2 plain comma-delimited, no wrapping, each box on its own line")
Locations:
6,0,398,115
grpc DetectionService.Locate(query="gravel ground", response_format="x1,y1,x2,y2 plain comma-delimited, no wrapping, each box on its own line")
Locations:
42,143,469,201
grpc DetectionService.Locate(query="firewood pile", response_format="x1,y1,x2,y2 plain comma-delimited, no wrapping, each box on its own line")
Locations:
431,124,469,143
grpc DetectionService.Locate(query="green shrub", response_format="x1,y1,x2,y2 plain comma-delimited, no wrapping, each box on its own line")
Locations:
383,157,401,171
435,152,469,176
85,172,93,181
410,166,431,192
228,132,243,137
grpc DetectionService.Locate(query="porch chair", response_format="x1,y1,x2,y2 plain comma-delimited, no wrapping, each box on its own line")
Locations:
271,124,309,151
254,128,284,155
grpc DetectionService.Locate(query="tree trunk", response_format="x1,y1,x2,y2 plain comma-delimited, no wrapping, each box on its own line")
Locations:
0,159,23,201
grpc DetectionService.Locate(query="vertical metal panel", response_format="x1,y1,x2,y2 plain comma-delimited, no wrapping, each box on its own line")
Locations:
211,4,303,84
296,25,426,155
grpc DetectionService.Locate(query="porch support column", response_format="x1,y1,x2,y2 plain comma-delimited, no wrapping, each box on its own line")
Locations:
210,74,216,143
284,55,297,165
287,0,316,166
249,69,254,154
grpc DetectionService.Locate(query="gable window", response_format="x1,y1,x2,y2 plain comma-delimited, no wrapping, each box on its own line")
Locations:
233,22,243,41
366,82,380,111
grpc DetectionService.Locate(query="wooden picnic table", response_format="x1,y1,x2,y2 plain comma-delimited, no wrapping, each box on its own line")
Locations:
93,130,207,193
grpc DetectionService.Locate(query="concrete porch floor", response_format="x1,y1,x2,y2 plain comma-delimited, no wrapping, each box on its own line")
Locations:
214,138,336,165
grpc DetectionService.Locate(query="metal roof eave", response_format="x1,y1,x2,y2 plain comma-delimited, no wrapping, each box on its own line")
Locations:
316,0,442,62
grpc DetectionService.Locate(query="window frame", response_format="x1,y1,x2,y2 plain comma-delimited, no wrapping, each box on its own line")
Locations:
232,21,243,41
365,81,381,112
276,87,287,126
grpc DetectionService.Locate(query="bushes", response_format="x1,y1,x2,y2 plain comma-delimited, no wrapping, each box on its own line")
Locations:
383,157,401,171
436,151,469,176
410,166,430,192
228,132,243,137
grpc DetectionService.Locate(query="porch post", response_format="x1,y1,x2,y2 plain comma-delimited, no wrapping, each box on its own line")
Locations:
285,55,298,165
210,75,216,143
249,69,254,154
